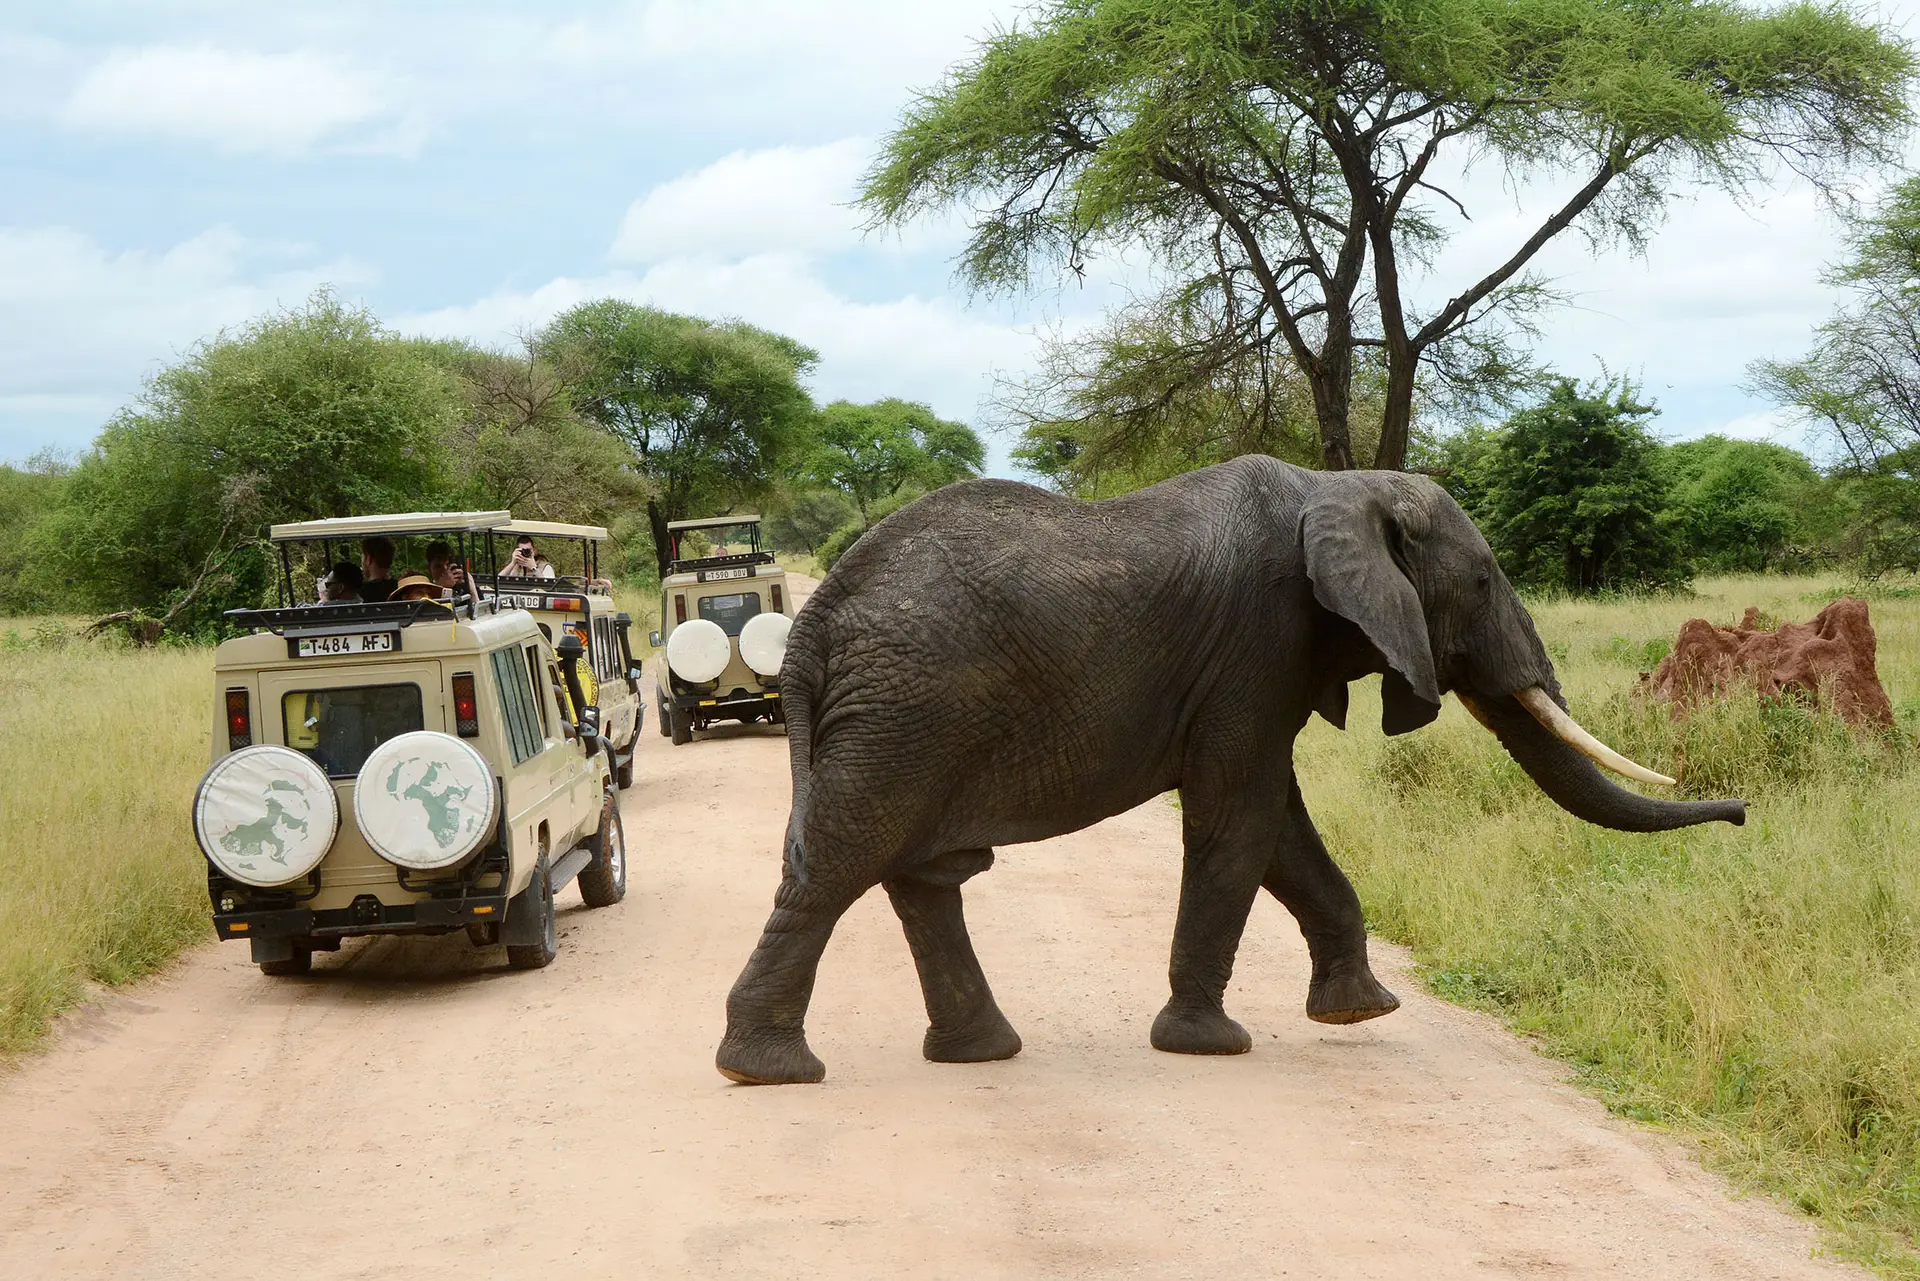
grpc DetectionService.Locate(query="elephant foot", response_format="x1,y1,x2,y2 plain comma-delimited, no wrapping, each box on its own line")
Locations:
1306,965,1401,1025
1150,1001,1253,1055
716,1025,826,1085
923,1005,1023,1064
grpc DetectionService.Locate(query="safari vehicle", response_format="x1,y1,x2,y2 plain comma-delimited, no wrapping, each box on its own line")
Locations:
651,514,794,745
478,519,646,788
192,511,626,977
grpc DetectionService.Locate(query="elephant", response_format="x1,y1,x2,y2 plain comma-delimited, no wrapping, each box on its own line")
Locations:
716,457,1746,1085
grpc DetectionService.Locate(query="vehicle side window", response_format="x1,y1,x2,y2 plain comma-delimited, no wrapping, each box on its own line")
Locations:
523,645,550,740
490,648,541,764
697,591,761,636
281,684,423,778
593,617,615,681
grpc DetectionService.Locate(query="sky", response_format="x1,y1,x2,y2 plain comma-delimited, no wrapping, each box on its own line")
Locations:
3,0,1918,475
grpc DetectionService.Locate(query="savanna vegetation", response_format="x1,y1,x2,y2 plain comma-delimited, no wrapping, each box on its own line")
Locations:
1301,576,1920,1275
7,0,1920,1269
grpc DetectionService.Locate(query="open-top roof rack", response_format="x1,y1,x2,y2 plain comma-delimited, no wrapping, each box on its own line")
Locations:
269,511,512,541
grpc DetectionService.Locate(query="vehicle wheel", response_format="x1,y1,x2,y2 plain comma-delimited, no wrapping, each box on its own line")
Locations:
771,700,786,726
506,849,558,970
576,792,627,908
466,920,500,947
259,943,313,977
669,702,692,746
656,685,671,737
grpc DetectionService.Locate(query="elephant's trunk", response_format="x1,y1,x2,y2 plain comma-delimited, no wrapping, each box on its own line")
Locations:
1458,691,1746,832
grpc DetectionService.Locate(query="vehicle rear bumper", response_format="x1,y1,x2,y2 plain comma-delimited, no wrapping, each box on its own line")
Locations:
669,689,780,715
214,892,510,944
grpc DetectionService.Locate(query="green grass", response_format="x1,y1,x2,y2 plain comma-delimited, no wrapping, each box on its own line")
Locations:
0,619,213,1055
1300,575,1920,1276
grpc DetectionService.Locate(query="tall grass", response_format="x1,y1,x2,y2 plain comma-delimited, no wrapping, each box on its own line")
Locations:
1302,576,1920,1276
0,621,212,1055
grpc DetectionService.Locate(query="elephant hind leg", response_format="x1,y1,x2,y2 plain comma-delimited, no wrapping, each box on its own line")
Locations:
885,850,1022,1065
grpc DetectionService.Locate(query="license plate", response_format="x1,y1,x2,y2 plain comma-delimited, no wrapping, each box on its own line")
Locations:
496,593,545,609
296,632,395,658
701,567,749,582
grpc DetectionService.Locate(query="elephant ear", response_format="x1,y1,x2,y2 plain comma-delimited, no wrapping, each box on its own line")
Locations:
1300,476,1442,736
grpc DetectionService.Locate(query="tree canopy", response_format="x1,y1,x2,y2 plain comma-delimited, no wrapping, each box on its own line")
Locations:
1457,379,1689,593
538,300,820,575
864,0,1915,473
806,398,986,523
34,292,460,633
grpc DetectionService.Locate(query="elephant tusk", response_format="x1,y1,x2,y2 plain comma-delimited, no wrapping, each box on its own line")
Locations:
1513,686,1677,787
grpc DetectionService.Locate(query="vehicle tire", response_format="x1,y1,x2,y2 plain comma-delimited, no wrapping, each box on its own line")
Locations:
259,943,313,977
506,850,558,971
669,702,692,746
466,920,500,947
771,700,786,726
576,792,627,908
656,685,671,737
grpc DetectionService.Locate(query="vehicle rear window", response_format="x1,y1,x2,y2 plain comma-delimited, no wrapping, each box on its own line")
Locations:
282,685,424,778
697,591,761,636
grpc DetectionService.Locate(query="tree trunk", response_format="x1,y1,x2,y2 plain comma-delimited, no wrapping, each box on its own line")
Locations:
1372,354,1417,472
648,500,673,580
1308,322,1357,472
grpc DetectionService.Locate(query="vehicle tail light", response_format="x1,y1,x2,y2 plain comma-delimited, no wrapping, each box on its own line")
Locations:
225,687,252,750
452,672,479,737
770,584,783,612
674,594,686,624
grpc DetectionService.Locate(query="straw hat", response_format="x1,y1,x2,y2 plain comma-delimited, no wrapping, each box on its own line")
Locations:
392,574,441,600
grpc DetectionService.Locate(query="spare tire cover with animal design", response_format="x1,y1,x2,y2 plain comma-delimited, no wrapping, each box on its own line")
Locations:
738,611,791,677
354,731,498,871
194,745,339,888
666,617,731,683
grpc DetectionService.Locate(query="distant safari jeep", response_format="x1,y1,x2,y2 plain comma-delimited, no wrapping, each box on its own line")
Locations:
193,511,626,976
478,519,647,788
651,514,794,745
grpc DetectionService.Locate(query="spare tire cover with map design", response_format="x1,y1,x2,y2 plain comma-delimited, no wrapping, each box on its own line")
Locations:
194,745,339,888
738,611,791,677
354,731,498,871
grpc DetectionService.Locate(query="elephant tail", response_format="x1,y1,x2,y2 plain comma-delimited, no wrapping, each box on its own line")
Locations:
779,619,825,879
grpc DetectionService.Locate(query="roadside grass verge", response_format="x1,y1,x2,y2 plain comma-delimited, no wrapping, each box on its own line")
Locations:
0,620,212,1056
1299,575,1920,1276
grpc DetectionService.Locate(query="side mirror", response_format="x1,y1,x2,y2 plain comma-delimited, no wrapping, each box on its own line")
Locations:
648,630,661,649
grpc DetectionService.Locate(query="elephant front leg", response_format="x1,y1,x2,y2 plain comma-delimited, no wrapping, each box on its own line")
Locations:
1151,819,1268,1056
1265,779,1399,1025
717,875,857,1085
884,851,1022,1064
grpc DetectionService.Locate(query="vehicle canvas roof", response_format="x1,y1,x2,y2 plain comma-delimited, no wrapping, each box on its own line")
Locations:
500,519,610,541
268,511,513,541
666,514,762,532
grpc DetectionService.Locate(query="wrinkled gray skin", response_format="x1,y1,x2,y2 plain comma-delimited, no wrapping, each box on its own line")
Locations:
717,458,1746,1084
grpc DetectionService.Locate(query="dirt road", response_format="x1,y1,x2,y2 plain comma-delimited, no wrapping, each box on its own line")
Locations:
0,613,1856,1278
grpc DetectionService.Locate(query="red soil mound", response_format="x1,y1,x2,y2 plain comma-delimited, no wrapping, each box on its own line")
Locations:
1643,597,1894,729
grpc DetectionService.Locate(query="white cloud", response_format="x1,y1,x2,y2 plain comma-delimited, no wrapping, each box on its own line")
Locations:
399,252,1037,424
612,140,871,263
0,225,363,405
63,45,387,153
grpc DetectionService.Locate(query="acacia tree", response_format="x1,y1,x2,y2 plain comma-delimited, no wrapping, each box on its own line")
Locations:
539,301,819,576
807,398,986,523
863,0,1913,472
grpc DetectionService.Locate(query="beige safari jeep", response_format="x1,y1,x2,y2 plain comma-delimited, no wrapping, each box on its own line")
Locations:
193,512,625,976
480,519,647,789
651,514,795,745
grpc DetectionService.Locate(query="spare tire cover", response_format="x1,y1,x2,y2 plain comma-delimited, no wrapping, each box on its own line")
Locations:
738,611,792,677
194,745,339,888
354,731,498,871
666,617,731,683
